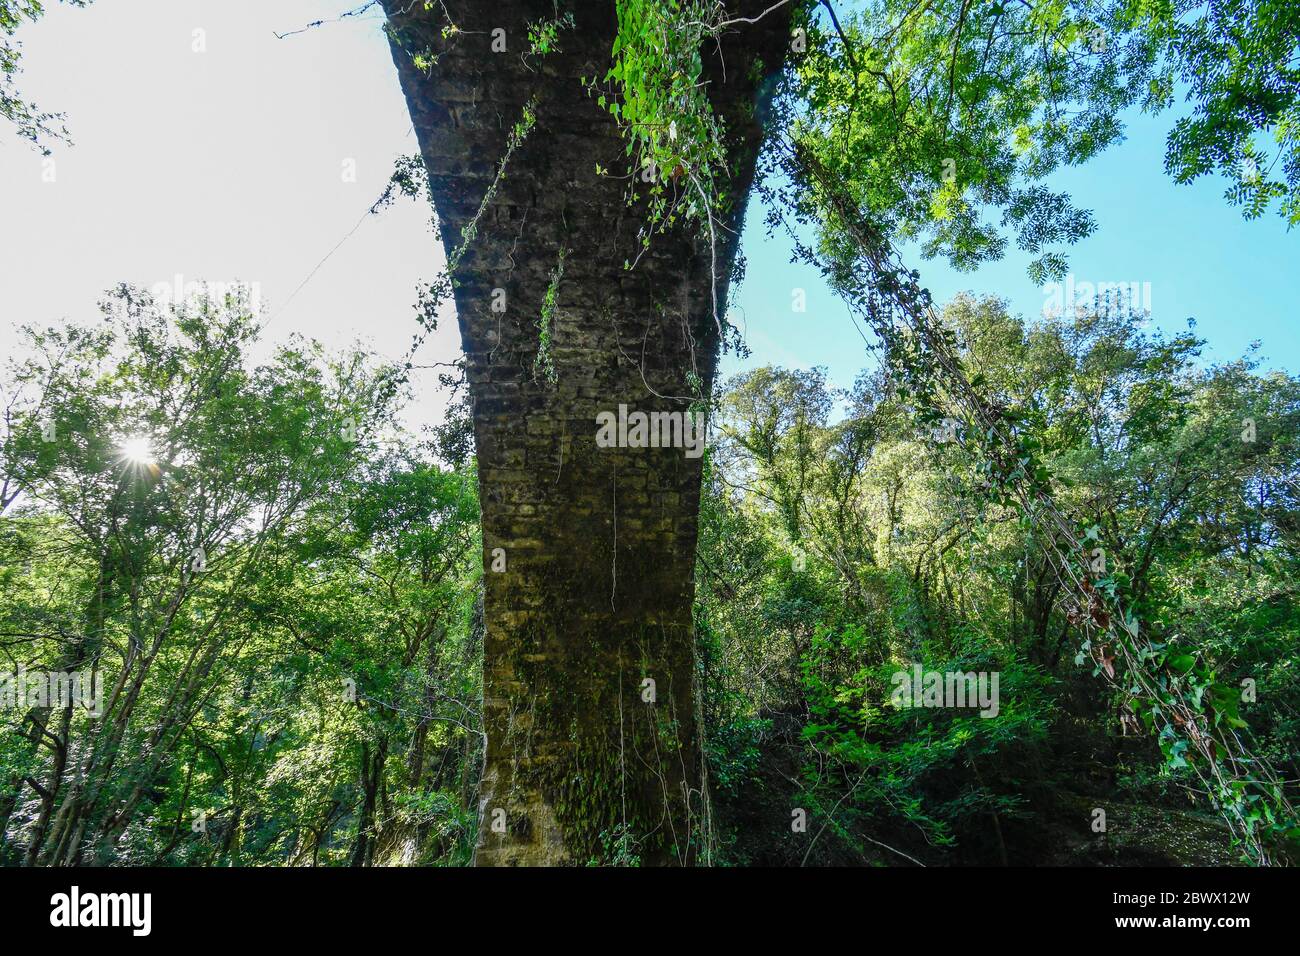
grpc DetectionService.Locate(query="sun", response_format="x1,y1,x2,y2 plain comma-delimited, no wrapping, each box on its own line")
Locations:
116,434,156,468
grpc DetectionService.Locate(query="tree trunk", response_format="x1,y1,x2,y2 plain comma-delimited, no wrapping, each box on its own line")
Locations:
350,737,387,867
382,0,790,865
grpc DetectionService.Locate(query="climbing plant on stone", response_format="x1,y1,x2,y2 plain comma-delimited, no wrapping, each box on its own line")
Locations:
600,0,1298,862
380,0,794,865
376,0,1297,865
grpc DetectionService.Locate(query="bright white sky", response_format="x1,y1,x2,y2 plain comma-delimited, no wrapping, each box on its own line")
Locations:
0,0,457,429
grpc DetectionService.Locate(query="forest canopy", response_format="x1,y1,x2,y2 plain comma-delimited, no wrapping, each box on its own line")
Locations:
2,288,1295,865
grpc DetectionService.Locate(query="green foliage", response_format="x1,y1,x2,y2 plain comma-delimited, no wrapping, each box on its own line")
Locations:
697,297,1299,865
533,247,567,385
1150,0,1300,223
4,286,1294,866
0,0,88,152
799,618,1054,852
0,288,481,866
4,0,1298,869
592,0,731,244
527,7,575,56
792,0,1118,278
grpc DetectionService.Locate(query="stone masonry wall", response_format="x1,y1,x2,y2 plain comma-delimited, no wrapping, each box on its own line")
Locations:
382,0,791,865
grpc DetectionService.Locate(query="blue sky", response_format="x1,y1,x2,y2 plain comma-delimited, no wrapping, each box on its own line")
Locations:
722,103,1300,391
1,0,1295,430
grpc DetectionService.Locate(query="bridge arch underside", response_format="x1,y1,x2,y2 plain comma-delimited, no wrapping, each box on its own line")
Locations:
383,0,790,865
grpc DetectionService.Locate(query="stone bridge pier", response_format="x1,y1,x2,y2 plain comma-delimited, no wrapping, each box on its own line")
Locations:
381,0,791,865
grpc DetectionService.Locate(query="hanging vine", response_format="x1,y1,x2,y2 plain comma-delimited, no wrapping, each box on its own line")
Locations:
366,95,539,409
602,0,1299,863
533,247,567,385
786,136,1295,863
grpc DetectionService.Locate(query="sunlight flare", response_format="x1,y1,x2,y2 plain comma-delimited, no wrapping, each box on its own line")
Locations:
117,435,155,466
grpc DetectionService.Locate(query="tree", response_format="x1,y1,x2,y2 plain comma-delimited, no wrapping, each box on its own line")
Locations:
697,297,1298,864
376,0,1299,862
0,0,87,152
2,0,1294,867
0,286,392,864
